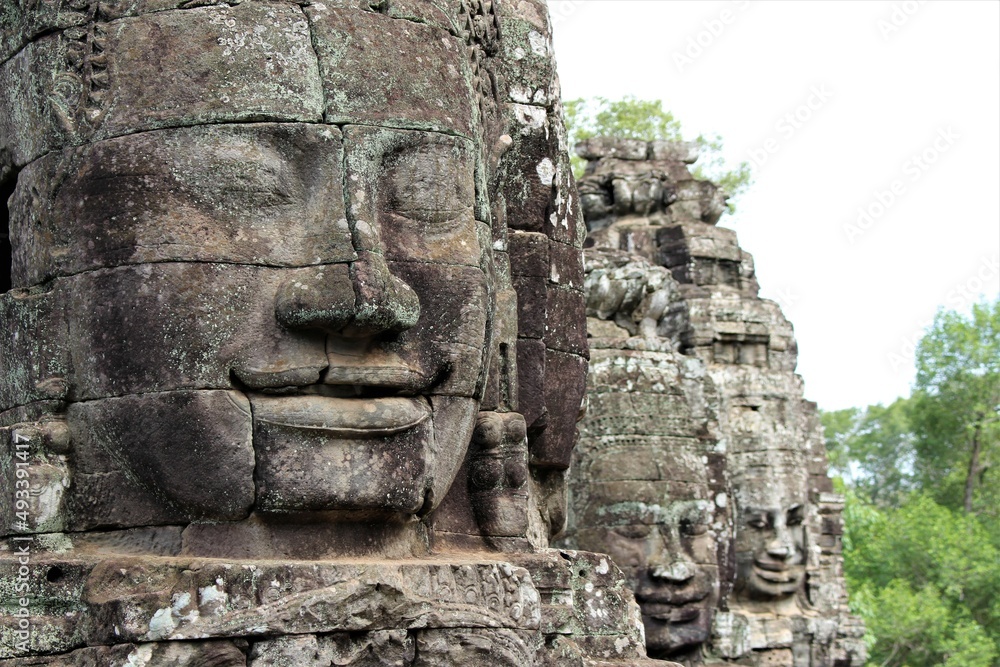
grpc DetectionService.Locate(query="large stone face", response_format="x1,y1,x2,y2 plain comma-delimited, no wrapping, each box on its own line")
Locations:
0,3,669,666
562,139,866,667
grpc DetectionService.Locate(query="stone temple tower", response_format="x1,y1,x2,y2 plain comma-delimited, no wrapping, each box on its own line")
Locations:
561,137,867,667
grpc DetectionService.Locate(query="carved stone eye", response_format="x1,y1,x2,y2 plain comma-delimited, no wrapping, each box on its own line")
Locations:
681,520,708,536
613,525,652,540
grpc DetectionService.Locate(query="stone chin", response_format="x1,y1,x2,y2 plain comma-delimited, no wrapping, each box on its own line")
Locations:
641,607,712,657
250,393,478,517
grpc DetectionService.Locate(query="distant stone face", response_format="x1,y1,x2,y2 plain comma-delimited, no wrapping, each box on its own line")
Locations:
572,343,726,658
564,138,867,667
730,459,809,602
0,3,668,666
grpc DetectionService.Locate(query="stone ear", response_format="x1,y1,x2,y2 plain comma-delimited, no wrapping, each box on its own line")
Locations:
468,411,529,538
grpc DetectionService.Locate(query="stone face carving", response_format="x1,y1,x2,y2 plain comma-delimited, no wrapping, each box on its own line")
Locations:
564,139,866,666
571,342,728,660
730,456,808,603
0,2,667,665
563,250,731,664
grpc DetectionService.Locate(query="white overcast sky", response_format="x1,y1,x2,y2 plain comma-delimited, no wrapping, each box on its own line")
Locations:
551,0,1000,412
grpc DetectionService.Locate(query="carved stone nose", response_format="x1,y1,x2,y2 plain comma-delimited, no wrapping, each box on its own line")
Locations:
767,543,792,560
652,562,695,583
275,264,356,333
343,251,420,337
274,254,419,337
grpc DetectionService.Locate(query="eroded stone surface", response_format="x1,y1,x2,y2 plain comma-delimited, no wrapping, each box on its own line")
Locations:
0,3,323,170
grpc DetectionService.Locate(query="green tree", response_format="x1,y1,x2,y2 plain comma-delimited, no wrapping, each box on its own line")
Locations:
911,300,1000,516
843,493,999,666
824,298,1000,665
562,96,752,211
820,399,916,507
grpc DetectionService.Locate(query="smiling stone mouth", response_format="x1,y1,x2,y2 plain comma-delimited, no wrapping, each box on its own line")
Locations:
636,586,710,608
753,564,803,583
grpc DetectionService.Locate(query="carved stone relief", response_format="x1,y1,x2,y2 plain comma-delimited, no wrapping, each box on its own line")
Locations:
0,2,667,665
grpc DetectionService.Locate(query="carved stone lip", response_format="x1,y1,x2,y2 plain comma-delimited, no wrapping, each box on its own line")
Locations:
752,562,804,583
639,603,703,624
248,394,432,437
635,586,710,608
321,364,431,391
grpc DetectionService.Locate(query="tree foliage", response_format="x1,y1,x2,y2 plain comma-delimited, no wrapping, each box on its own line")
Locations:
844,494,999,667
822,298,1000,666
821,399,916,507
911,300,999,515
562,96,752,211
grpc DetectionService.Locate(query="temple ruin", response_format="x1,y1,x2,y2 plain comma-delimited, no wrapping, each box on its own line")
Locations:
561,138,866,666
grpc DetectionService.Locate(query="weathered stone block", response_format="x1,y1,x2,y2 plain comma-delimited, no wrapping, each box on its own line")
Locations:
510,231,550,278
494,13,555,106
657,222,743,264
250,631,415,667
79,558,541,644
530,350,586,469
0,288,69,412
65,390,254,529
415,628,536,666
0,641,248,665
516,338,547,432
307,6,474,137
545,147,585,249
501,112,557,234
545,286,587,356
575,138,648,161
513,275,547,339
647,141,700,163
1,4,323,168
548,240,585,290
0,421,70,535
